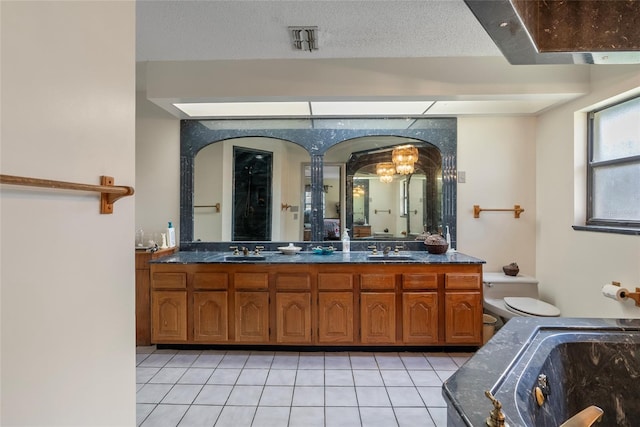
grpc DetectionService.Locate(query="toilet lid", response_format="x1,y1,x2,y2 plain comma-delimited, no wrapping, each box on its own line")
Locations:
504,297,561,317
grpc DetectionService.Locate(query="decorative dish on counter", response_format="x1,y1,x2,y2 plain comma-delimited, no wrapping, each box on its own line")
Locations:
278,243,302,255
312,246,335,255
424,234,448,254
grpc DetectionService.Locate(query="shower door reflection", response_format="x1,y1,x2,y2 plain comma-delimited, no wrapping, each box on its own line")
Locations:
232,147,273,241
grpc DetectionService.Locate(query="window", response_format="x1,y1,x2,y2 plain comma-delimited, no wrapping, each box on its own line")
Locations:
400,179,408,217
586,95,640,230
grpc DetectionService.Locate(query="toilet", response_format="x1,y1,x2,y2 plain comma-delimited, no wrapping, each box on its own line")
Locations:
483,272,561,320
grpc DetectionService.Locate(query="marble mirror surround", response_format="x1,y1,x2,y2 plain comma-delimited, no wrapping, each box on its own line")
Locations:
180,118,457,248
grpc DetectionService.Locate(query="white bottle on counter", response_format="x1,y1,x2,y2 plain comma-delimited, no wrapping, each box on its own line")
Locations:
167,221,176,248
342,229,350,253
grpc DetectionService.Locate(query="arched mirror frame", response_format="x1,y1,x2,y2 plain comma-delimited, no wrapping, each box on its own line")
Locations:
180,118,457,248
344,140,443,239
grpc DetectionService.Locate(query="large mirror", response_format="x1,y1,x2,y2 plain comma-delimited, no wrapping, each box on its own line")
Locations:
325,137,443,240
193,136,310,241
180,118,457,247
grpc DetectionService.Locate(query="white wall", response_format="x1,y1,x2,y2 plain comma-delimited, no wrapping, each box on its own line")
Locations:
1,2,135,425
536,66,640,318
457,116,538,275
135,92,180,243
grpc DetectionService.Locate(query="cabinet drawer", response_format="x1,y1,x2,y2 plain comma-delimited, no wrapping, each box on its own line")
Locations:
276,273,311,290
234,272,269,290
402,273,438,290
152,272,186,289
445,273,481,290
361,273,396,290
194,272,228,290
318,273,353,290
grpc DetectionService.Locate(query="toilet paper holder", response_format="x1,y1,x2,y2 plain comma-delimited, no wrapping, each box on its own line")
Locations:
611,281,640,307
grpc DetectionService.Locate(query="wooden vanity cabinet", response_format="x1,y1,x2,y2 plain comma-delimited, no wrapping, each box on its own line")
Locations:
444,273,482,344
149,262,482,347
352,225,372,238
275,271,312,344
151,271,187,342
234,272,270,343
360,272,396,344
135,247,177,345
402,273,439,344
192,272,229,342
317,271,354,344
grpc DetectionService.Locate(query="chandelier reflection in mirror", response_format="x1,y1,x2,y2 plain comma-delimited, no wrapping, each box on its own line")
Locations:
392,144,419,175
353,184,366,197
376,162,396,183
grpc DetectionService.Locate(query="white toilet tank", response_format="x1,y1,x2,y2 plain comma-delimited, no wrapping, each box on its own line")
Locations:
483,272,540,299
483,272,560,319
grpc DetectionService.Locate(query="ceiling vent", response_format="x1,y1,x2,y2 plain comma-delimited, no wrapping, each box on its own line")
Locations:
289,26,318,52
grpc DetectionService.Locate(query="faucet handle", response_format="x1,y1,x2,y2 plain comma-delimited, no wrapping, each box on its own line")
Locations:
367,245,378,255
254,245,264,254
394,244,404,253
229,246,239,255
484,390,508,427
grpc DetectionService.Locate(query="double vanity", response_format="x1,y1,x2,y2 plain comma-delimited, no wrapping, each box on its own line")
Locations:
148,249,485,347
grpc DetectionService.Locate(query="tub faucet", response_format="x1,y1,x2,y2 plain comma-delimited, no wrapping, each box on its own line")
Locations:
484,390,508,427
383,246,391,255
559,406,604,427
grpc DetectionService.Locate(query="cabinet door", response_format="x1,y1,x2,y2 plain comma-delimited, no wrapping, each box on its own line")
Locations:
318,292,354,343
360,293,396,344
235,292,270,343
445,292,482,344
403,293,438,344
276,293,312,344
193,292,228,342
152,291,187,342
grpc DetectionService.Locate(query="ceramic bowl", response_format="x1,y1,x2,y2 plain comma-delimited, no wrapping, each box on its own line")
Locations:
278,245,302,255
312,246,334,255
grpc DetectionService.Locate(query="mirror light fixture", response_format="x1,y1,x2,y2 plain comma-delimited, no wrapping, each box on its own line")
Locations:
392,144,419,175
289,26,318,51
376,162,396,183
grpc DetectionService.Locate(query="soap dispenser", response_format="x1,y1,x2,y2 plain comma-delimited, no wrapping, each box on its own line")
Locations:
167,221,176,248
445,225,454,252
342,229,350,253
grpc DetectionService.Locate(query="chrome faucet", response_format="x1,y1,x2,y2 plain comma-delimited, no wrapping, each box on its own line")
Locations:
383,246,391,255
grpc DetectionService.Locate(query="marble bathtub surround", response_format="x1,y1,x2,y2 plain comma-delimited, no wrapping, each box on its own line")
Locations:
443,317,640,427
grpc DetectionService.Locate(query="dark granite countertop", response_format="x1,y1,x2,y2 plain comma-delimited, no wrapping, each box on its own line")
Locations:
443,317,640,427
149,250,485,265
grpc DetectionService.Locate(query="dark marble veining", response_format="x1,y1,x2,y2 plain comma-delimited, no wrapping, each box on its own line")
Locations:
150,250,484,265
443,318,640,427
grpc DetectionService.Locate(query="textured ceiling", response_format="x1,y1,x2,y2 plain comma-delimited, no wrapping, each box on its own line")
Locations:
136,0,502,62
136,1,596,117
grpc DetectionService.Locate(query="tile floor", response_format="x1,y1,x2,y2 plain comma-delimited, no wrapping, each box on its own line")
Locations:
136,347,472,427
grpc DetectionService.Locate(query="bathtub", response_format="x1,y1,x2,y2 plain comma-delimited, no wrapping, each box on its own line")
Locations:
443,318,640,427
